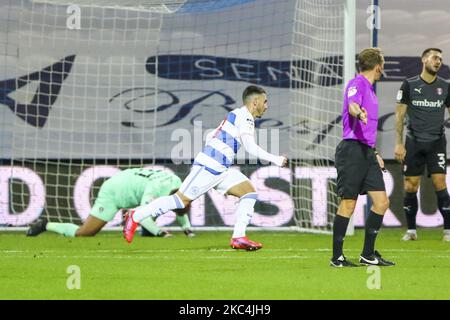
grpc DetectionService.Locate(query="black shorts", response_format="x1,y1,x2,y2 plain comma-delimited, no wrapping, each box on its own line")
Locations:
335,139,385,199
403,136,447,176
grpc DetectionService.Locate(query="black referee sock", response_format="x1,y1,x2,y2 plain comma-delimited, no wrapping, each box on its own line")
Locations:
362,210,384,257
404,192,418,230
332,215,350,260
436,189,450,230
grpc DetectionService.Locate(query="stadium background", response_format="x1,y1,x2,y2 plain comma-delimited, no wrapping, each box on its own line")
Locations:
0,0,449,229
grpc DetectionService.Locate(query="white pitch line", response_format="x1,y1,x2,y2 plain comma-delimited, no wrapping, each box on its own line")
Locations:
1,255,449,260
1,248,449,254
202,255,311,259
0,255,315,260
1,251,449,260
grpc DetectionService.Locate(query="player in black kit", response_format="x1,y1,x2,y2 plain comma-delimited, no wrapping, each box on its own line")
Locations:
394,48,450,241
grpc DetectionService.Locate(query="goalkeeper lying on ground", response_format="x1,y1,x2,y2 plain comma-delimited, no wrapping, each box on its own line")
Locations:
27,168,194,238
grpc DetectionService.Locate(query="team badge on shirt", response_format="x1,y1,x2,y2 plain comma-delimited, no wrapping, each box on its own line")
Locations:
348,86,357,97
437,88,443,95
246,118,255,130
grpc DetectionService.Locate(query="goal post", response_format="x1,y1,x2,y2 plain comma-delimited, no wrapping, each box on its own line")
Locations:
343,0,356,235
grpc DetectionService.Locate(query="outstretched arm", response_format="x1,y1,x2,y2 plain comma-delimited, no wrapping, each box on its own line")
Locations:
240,133,287,167
348,102,367,125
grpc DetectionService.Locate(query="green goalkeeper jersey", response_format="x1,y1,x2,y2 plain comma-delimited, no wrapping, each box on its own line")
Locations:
90,168,181,222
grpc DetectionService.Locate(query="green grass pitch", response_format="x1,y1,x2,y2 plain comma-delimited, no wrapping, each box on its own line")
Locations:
1,228,449,300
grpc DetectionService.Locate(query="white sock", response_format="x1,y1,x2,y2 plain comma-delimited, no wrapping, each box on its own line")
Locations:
232,193,257,238
133,194,184,223
407,229,417,234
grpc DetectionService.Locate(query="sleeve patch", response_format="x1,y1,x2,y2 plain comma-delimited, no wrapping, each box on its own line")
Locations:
397,90,403,101
348,86,357,98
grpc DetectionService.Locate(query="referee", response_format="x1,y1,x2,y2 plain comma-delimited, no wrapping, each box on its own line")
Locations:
394,48,450,242
330,48,394,267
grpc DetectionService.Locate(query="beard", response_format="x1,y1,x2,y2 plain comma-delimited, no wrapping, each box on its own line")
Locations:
425,64,439,76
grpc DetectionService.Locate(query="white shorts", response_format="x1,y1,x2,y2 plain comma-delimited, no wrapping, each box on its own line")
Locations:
179,165,249,200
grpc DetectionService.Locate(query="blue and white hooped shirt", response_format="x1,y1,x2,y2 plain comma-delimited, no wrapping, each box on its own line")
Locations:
193,106,255,175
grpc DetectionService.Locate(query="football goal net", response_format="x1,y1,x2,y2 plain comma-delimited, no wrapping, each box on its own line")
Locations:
0,0,354,233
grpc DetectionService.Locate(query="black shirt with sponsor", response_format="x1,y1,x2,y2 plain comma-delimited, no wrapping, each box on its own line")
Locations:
397,75,450,142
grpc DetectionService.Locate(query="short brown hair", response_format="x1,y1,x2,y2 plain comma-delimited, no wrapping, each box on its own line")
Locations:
357,47,384,72
421,48,442,58
242,85,266,104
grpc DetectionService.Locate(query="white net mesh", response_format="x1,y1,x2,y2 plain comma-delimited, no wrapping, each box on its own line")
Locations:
31,0,188,13
1,0,349,231
3,0,162,226
290,0,345,232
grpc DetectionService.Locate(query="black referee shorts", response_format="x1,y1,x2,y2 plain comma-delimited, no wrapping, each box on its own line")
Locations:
404,135,447,177
335,139,385,199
